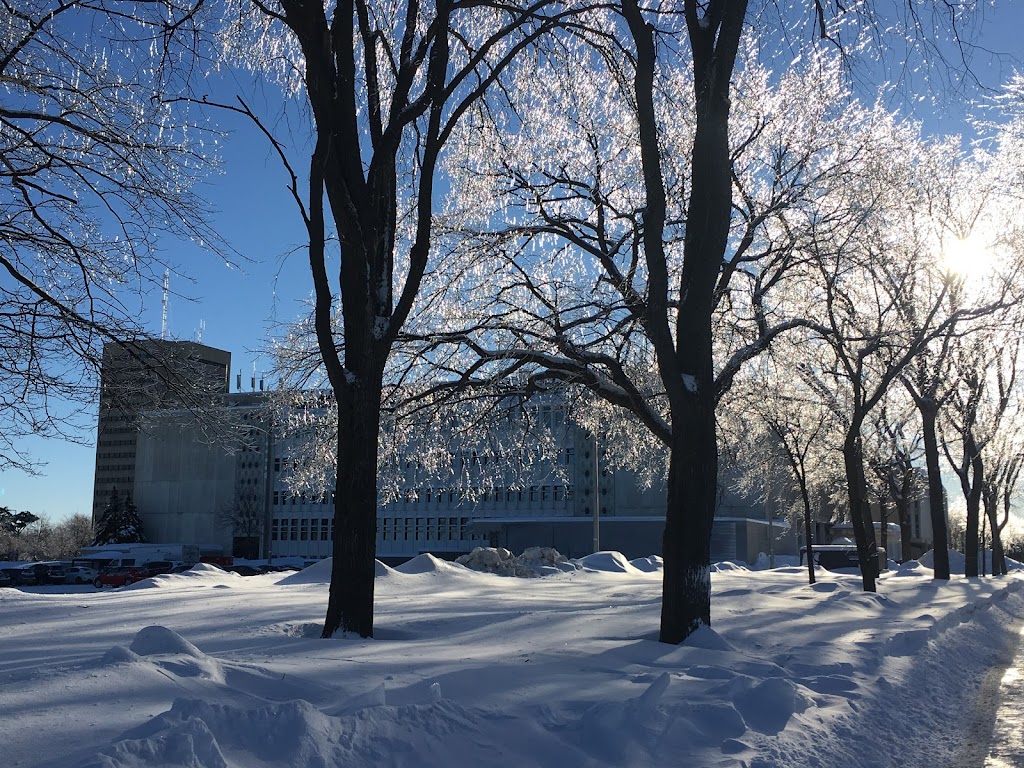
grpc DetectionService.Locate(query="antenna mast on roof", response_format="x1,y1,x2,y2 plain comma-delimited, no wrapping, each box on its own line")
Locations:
198,319,205,344
161,270,169,340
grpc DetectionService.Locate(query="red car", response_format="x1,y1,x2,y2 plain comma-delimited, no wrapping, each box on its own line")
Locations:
93,566,151,588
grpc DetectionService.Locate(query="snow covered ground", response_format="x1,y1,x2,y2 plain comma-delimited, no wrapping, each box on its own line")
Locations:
2,552,1023,768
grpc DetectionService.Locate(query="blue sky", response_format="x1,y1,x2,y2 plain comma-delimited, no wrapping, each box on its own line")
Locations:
1,2,1022,524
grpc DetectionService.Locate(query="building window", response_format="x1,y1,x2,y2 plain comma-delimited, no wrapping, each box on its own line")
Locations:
290,518,299,541
271,520,280,541
310,518,319,541
448,518,459,540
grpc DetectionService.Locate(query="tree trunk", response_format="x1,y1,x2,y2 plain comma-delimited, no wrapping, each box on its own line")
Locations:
843,429,878,592
879,501,890,562
894,489,913,564
984,492,1006,576
660,419,717,643
963,443,983,578
623,0,745,645
798,472,816,585
323,377,383,638
919,401,950,579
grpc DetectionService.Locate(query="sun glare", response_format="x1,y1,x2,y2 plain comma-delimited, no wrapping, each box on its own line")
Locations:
942,231,995,278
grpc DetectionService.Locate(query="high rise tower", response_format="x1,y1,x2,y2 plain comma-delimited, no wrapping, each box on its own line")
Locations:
91,340,231,521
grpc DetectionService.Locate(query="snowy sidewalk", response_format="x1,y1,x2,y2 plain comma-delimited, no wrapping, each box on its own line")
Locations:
986,627,1024,768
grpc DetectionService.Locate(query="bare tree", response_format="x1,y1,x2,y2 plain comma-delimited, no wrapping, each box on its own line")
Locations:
429,27,899,641
222,0,578,638
943,333,1020,576
0,0,223,472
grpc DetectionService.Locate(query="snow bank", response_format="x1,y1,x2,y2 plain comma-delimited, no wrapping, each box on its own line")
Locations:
394,553,469,575
917,549,1024,573
574,551,642,574
276,558,397,585
456,546,573,577
9,547,1024,768
629,555,663,572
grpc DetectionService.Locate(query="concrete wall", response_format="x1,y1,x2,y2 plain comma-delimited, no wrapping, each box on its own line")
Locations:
133,413,237,553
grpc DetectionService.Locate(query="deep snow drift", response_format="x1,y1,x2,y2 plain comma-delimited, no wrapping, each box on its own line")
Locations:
2,553,1022,768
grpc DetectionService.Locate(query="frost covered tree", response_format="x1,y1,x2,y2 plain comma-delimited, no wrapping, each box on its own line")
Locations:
723,364,846,585
428,17,959,638
796,126,1022,590
223,0,579,638
0,0,222,472
863,402,925,564
943,332,1022,577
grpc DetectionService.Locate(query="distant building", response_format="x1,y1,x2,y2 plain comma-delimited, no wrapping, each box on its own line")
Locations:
124,388,792,564
99,345,842,563
91,340,230,521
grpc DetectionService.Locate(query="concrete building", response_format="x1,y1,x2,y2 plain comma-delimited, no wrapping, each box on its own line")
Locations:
92,340,231,521
106,346,881,565
125,390,795,564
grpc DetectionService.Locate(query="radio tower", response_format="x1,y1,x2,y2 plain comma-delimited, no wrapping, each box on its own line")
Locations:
160,270,169,340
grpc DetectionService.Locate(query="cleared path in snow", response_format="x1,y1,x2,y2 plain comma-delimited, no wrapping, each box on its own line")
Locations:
985,626,1024,768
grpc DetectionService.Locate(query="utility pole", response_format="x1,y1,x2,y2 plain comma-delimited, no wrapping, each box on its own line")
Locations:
160,270,169,340
592,432,600,553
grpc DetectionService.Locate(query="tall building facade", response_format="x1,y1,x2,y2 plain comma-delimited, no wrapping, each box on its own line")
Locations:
92,340,231,521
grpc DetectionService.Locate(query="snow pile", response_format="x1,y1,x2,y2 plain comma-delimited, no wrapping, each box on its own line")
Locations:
455,546,574,577
749,553,802,570
917,549,1024,573
393,553,464,575
277,558,397,585
711,560,749,572
141,563,244,589
629,555,663,572
574,550,642,574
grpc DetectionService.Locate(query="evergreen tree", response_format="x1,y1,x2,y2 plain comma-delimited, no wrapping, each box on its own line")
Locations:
92,488,146,545
0,507,39,536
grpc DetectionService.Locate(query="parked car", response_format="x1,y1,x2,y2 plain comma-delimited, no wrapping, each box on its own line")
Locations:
169,564,196,574
226,565,262,577
20,562,68,584
64,566,99,584
258,564,301,573
0,570,12,588
1,567,38,586
93,566,151,588
143,561,176,576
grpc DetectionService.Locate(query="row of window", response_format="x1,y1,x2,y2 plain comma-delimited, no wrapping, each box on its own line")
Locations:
96,452,135,460
269,516,487,543
271,518,333,541
399,447,576,472
397,485,574,505
380,517,486,542
94,478,132,490
273,490,335,506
